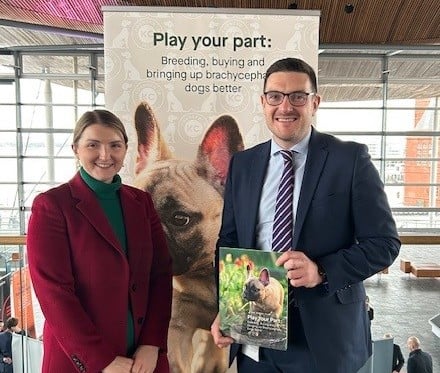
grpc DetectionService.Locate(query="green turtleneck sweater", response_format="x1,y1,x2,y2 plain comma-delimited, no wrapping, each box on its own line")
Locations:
79,167,135,355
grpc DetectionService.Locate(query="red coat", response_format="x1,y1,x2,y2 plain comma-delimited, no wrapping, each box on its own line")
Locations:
27,173,172,372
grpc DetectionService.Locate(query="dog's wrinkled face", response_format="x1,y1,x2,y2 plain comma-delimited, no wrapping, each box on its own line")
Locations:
133,102,244,275
134,159,223,274
243,267,270,302
243,277,265,302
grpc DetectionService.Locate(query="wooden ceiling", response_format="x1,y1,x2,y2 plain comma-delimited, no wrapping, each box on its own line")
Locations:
0,0,439,48
0,0,438,102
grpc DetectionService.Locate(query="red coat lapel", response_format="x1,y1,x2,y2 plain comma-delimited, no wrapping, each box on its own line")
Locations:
68,173,123,254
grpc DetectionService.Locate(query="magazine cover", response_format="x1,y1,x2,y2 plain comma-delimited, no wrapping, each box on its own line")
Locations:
219,247,288,351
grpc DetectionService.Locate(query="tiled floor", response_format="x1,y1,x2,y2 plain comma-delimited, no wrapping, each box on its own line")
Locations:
365,245,440,373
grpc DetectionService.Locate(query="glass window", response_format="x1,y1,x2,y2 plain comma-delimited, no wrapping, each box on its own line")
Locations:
0,158,17,182
317,108,383,132
20,78,95,105
0,132,16,156
0,105,16,129
22,158,76,184
23,183,58,209
0,54,14,74
387,84,440,102
22,54,91,75
320,86,383,107
2,47,440,239
97,55,105,76
96,80,105,105
0,207,20,234
0,82,16,104
393,209,440,233
20,132,73,157
0,184,19,209
318,53,440,228
21,105,80,130
386,108,438,132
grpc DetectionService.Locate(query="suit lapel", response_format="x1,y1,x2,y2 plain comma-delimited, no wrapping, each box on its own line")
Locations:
245,142,271,247
69,173,123,254
293,129,329,247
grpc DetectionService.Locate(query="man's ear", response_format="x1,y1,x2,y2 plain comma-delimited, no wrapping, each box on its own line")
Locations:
312,94,321,113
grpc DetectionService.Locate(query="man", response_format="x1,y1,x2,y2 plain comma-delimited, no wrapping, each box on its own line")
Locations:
210,57,400,373
384,333,404,372
406,336,433,373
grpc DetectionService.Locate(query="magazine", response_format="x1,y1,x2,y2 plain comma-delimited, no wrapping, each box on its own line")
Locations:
219,247,288,351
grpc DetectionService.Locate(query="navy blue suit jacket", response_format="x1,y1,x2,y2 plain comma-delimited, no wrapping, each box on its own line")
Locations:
217,128,400,373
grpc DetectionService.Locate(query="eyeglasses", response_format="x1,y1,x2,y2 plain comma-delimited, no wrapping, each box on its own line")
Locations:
263,91,316,107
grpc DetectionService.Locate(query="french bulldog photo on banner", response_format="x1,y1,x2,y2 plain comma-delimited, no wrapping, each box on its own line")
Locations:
133,101,244,372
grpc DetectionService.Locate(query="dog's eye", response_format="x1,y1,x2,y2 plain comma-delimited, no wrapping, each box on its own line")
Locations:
172,212,190,226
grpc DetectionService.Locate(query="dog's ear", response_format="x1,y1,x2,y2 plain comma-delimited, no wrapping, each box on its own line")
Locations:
134,101,173,175
259,268,270,286
246,264,253,279
196,115,244,194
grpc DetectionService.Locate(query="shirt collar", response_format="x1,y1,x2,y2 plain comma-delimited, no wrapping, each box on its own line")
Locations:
270,128,311,156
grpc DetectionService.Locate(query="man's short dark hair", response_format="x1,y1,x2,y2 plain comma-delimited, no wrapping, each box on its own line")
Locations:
5,317,18,330
264,58,318,93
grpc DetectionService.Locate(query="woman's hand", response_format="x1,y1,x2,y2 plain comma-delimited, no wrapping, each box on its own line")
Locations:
131,345,159,373
102,356,133,373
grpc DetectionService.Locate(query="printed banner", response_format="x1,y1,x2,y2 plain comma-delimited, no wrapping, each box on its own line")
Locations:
10,267,34,337
103,6,319,372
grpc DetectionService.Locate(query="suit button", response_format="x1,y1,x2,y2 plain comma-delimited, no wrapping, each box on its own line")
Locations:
131,284,137,292
138,317,144,324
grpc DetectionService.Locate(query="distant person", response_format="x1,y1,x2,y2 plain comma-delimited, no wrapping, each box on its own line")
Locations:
384,333,404,372
27,109,173,373
3,317,24,336
366,295,374,321
0,317,20,373
406,336,432,373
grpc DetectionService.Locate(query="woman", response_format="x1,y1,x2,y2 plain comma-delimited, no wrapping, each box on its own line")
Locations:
27,109,173,373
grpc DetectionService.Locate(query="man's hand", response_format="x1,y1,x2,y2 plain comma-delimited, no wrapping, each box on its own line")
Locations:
276,250,323,288
210,313,234,349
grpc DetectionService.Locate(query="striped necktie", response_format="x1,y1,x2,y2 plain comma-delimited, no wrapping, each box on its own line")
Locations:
272,150,295,252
